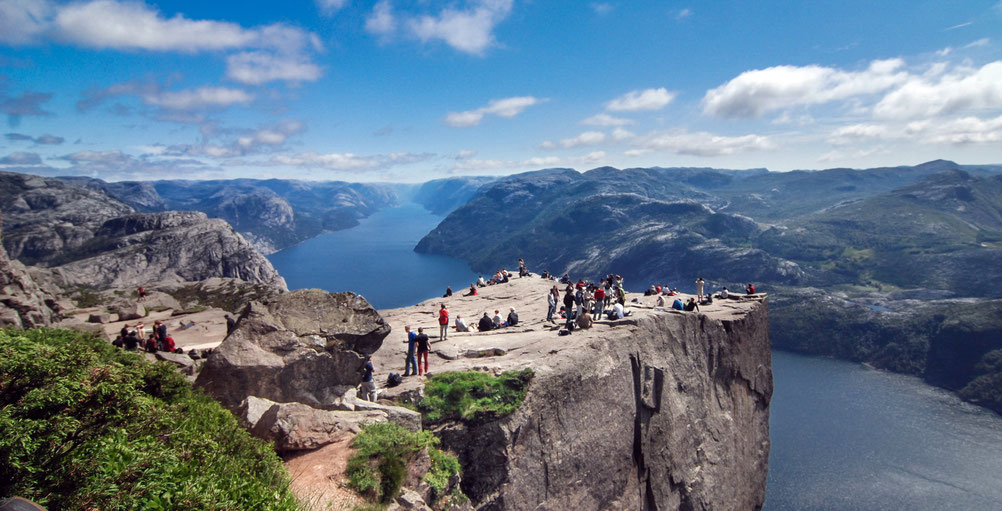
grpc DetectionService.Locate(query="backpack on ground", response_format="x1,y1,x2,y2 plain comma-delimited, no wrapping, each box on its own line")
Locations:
387,372,403,387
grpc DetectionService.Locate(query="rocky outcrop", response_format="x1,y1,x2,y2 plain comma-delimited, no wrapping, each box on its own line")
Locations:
195,289,391,411
0,212,60,328
238,396,389,452
374,277,772,511
51,211,287,290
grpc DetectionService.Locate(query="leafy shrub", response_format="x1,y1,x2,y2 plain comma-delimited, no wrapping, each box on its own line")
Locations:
345,423,461,504
418,369,534,424
0,327,298,510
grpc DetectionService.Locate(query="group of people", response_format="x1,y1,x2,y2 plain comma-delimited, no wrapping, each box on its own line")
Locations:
113,320,173,353
546,274,632,333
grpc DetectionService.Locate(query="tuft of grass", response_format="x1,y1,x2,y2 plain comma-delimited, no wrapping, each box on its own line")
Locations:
0,327,298,510
418,369,534,425
345,423,461,505
72,286,104,308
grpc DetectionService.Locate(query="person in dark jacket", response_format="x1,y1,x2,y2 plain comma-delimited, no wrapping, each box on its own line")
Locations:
478,312,494,332
359,356,377,401
563,288,576,330
415,328,430,375
506,308,519,327
225,314,236,334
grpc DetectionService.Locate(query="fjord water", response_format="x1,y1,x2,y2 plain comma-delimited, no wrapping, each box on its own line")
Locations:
268,203,1002,510
268,202,478,310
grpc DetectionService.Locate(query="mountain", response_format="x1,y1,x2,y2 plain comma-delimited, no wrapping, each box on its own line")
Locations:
410,176,497,215
61,177,400,254
0,171,286,291
416,160,1002,414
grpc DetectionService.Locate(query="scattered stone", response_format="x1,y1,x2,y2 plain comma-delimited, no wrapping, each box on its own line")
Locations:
351,399,422,432
115,302,146,321
238,396,387,452
154,351,195,368
463,347,507,358
396,488,432,511
87,313,111,324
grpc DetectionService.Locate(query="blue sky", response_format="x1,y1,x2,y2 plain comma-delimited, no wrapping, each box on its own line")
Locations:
0,0,1000,182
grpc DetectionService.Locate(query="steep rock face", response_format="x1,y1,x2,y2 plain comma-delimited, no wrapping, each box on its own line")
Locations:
0,213,60,328
445,304,771,511
374,278,771,511
195,289,390,411
51,211,288,290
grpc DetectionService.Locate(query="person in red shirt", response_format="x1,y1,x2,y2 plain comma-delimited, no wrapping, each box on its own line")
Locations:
593,286,606,320
438,303,449,340
746,283,756,295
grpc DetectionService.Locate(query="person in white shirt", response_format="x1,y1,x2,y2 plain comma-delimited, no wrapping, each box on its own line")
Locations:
612,302,625,319
455,315,469,332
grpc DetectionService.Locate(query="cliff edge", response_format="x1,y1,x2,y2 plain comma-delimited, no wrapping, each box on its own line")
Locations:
372,277,772,511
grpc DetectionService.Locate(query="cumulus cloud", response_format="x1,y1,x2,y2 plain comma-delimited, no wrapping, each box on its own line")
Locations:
4,132,64,144
676,8,693,19
0,0,323,85
873,61,1002,119
451,155,561,172
0,151,43,165
611,127,635,141
162,119,307,158
225,52,322,85
581,113,633,126
702,59,908,118
559,131,606,148
1,89,53,124
606,88,675,112
632,129,774,156
827,124,892,145
445,96,543,127
366,0,513,55
590,3,613,14
907,114,1002,145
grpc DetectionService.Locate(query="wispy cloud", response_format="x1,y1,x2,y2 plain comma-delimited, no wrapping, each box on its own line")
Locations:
445,96,544,127
676,8,693,20
0,88,53,126
632,129,774,157
590,3,613,14
4,132,64,144
581,113,634,126
606,88,675,112
944,21,972,31
365,0,513,55
79,80,253,113
316,0,349,15
0,151,43,165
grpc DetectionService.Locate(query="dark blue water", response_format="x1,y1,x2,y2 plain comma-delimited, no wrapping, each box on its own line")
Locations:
766,351,1002,510
269,204,1002,509
268,203,479,309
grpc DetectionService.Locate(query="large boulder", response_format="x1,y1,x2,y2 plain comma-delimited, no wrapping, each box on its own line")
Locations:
238,396,387,452
115,302,146,321
195,289,391,411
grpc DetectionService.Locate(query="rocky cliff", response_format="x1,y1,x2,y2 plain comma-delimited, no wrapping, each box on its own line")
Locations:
0,212,60,328
374,277,772,510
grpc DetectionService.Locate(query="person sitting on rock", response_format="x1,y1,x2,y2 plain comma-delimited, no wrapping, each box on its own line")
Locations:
607,301,626,320
671,298,684,311
576,310,593,329
746,283,755,295
541,270,550,279
137,286,147,302
493,309,504,328
656,294,666,308
477,275,487,287
359,356,378,401
163,335,176,352
560,273,571,284
478,312,494,332
444,286,453,297
415,328,431,376
684,297,700,312
700,293,713,305
455,314,469,332
507,307,519,327
645,285,657,296
720,287,729,299
465,283,478,296
120,323,132,340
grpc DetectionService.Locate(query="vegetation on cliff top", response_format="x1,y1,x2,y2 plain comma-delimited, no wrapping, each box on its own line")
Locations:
0,327,297,510
418,369,534,424
345,422,462,505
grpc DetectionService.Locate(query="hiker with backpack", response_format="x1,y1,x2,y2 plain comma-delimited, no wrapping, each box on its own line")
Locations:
438,304,449,340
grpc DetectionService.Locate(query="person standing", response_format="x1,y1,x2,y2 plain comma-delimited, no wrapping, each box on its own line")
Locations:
225,314,236,335
695,277,705,301
546,286,558,323
415,327,430,376
593,285,606,320
438,304,449,340
360,356,377,402
402,325,417,376
153,320,167,351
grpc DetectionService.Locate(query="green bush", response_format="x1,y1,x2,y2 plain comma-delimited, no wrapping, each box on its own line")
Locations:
418,369,534,424
0,327,298,510
345,423,461,504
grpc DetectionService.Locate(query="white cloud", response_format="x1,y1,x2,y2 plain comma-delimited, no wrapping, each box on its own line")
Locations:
581,113,633,126
457,149,477,159
367,0,513,54
263,151,432,171
225,52,322,85
143,87,253,110
164,119,306,158
818,146,887,163
317,0,349,15
964,37,990,48
60,149,133,165
445,96,543,127
632,129,774,156
944,21,972,31
538,140,556,150
407,0,512,54
560,131,606,148
365,0,396,35
611,127,635,141
0,0,323,85
0,151,43,165
590,3,613,14
606,88,675,112
676,8,692,19
451,155,561,172
873,61,1002,119
827,124,893,145
908,114,1002,145
580,151,606,164
702,59,908,118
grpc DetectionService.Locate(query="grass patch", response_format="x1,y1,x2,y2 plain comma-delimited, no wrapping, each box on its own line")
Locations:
345,423,461,505
72,286,104,308
418,369,534,425
0,327,298,510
